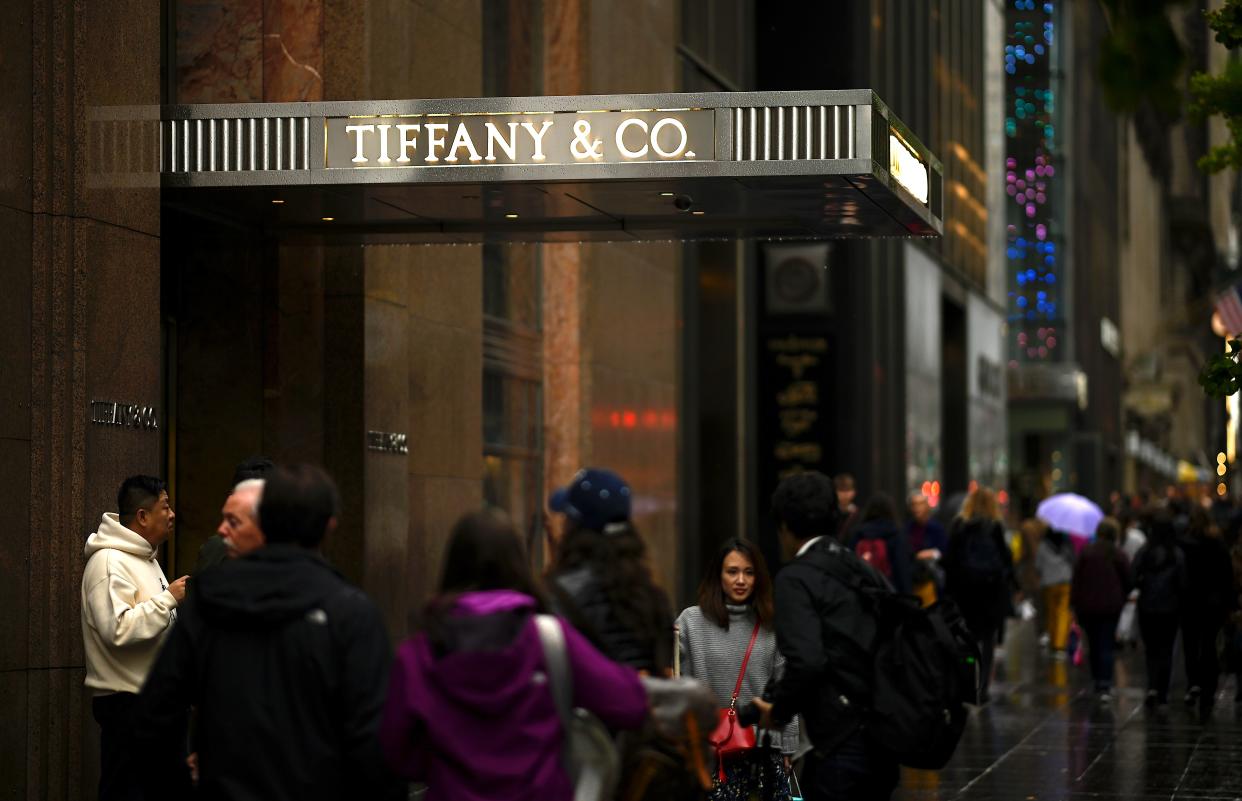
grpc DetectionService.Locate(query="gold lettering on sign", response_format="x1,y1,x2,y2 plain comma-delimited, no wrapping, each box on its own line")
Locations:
776,353,819,380
767,335,828,353
777,381,818,408
779,408,819,438
775,442,823,462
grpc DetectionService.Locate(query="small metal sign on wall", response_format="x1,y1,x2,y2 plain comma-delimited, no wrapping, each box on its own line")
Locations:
91,400,159,430
367,430,408,454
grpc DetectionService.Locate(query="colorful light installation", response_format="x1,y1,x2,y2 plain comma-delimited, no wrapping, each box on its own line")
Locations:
1005,1,1060,366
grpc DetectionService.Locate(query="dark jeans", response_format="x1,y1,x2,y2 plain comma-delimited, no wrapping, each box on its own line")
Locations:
967,621,998,698
1182,614,1223,700
802,734,899,801
93,692,191,801
1079,612,1120,690
1138,611,1179,702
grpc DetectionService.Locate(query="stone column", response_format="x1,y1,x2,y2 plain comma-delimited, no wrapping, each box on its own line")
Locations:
0,1,163,797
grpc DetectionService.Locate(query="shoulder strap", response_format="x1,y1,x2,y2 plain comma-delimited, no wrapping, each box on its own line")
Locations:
729,620,762,704
535,614,572,726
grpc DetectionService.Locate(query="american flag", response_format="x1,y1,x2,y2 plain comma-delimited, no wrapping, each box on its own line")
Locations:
1217,283,1242,336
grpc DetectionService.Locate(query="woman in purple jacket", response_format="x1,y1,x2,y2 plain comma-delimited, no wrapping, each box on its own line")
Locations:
379,510,649,801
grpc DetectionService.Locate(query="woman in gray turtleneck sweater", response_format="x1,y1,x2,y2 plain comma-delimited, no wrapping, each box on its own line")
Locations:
677,538,798,801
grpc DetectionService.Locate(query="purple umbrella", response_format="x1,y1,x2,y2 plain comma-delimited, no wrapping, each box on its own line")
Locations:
1036,493,1103,538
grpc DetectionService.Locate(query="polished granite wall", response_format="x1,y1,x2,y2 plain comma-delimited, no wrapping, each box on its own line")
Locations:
1,1,164,797
542,0,683,597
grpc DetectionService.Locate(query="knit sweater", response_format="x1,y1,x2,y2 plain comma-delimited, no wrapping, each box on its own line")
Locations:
676,604,799,754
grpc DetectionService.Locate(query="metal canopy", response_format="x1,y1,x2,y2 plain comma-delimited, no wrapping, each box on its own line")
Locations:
151,90,942,243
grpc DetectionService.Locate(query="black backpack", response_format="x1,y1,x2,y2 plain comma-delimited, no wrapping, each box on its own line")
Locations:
1136,546,1183,615
817,553,980,770
955,520,1006,587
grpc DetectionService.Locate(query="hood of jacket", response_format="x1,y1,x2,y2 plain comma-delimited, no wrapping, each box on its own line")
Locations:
192,545,346,629
84,513,157,561
413,590,543,719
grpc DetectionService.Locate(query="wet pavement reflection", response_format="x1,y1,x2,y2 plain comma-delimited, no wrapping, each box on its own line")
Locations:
893,619,1242,800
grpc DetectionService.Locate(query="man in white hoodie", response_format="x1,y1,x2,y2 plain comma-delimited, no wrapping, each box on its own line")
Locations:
81,475,189,800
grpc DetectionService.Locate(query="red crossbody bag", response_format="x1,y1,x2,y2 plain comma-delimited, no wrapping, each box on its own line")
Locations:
707,620,761,779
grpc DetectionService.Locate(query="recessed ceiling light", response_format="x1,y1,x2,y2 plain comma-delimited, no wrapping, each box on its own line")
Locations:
271,199,285,205
691,210,706,216
321,216,334,222
505,213,519,219
659,192,675,197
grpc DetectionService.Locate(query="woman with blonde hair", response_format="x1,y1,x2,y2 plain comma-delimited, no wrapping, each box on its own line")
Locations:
942,486,1014,702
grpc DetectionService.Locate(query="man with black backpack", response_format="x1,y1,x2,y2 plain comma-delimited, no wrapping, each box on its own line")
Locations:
750,471,978,800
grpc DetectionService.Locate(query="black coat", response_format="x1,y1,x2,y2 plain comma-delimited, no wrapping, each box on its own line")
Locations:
1179,534,1236,623
942,518,1015,632
550,565,672,674
768,539,888,754
137,546,403,801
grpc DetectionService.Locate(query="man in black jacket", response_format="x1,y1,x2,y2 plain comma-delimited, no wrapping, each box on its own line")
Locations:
138,464,402,801
752,471,900,801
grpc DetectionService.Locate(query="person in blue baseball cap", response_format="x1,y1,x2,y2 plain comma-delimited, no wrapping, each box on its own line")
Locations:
546,468,674,675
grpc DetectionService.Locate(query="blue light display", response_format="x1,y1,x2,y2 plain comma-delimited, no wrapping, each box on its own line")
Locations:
1005,2,1060,364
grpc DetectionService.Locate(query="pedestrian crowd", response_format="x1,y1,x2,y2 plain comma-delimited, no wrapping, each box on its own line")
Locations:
79,459,1242,801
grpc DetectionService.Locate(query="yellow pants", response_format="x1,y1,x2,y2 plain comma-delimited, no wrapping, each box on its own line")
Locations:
1044,583,1071,651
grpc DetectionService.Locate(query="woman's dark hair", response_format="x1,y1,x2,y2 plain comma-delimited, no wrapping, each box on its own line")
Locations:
861,493,898,524
1145,513,1179,566
1044,527,1068,549
422,509,547,640
771,471,840,540
439,509,543,598
1187,504,1213,539
553,519,672,672
697,538,776,630
1093,517,1120,557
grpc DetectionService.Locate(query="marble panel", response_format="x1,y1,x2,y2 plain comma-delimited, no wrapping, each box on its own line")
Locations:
322,0,367,100
265,246,326,463
367,0,482,99
177,0,264,103
171,228,265,574
542,243,586,490
0,206,33,441
365,245,412,309
263,0,324,101
0,671,28,799
0,0,32,212
587,363,678,595
543,0,586,95
587,0,676,94
406,474,483,615
76,0,161,237
322,247,366,584
365,296,410,446
406,317,483,479
363,445,410,640
0,439,31,672
404,245,482,330
583,242,678,382
79,219,162,626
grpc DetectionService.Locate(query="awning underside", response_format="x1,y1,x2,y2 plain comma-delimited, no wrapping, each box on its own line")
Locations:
162,172,937,243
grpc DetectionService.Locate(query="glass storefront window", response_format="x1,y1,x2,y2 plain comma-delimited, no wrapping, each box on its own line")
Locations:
482,244,544,564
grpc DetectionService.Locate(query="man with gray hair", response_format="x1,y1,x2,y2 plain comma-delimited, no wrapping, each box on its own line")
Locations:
217,478,265,558
195,456,273,570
